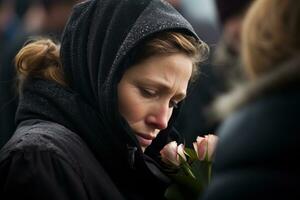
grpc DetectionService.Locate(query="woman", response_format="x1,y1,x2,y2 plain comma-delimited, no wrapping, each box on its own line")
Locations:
0,0,208,199
202,0,300,199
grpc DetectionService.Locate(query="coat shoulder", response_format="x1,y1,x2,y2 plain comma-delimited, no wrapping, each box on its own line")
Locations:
0,119,125,200
0,119,86,172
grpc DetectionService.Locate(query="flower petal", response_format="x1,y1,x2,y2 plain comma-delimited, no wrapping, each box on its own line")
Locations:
206,134,219,161
177,144,186,163
196,136,207,160
160,141,180,166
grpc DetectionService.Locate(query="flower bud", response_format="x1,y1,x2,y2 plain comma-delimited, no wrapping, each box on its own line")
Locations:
193,136,207,160
193,134,218,161
160,141,186,166
205,134,218,160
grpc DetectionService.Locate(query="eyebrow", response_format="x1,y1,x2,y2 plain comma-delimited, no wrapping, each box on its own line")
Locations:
136,78,187,100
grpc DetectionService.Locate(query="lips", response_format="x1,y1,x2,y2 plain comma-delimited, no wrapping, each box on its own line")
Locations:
136,133,156,140
135,133,156,148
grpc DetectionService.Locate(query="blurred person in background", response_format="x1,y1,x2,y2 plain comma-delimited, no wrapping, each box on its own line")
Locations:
0,0,32,149
212,0,252,92
0,0,34,62
202,0,299,199
0,0,24,62
23,0,83,39
0,0,79,149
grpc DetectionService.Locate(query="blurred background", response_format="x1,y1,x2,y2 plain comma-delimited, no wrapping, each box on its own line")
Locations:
181,0,221,45
0,0,84,148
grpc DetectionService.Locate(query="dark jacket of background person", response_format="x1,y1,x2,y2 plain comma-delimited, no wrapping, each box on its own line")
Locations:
201,58,300,200
0,0,200,199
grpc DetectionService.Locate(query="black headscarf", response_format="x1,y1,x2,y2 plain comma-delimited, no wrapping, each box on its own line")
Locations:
17,0,199,198
60,0,199,161
60,0,198,123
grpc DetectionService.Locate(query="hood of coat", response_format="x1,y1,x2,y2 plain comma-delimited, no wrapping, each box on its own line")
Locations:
60,0,199,154
60,0,198,126
212,56,300,120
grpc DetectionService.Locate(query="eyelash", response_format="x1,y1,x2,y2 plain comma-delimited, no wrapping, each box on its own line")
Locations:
140,88,179,109
141,88,157,97
169,100,178,109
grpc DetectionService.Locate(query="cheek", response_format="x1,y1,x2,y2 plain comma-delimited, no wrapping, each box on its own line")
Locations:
118,86,146,124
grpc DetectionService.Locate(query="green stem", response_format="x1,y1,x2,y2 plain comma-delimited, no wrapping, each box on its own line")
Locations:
208,162,212,184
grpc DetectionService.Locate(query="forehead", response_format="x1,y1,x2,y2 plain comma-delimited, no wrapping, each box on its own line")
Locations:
123,53,193,91
127,53,192,73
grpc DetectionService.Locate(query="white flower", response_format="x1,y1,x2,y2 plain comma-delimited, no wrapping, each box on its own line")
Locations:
160,141,186,166
193,134,218,161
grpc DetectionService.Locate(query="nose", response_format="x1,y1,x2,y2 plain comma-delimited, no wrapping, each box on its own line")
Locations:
146,104,171,130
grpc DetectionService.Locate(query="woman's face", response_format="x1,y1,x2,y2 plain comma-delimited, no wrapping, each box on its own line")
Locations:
118,53,193,152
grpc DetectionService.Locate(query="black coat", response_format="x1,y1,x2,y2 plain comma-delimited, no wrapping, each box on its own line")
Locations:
0,119,125,200
201,58,300,199
0,0,200,199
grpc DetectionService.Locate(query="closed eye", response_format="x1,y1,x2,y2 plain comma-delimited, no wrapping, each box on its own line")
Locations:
140,88,157,98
